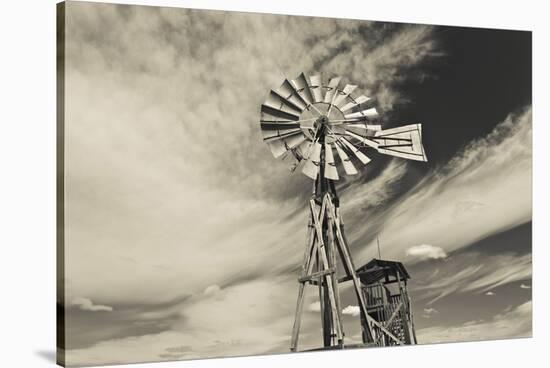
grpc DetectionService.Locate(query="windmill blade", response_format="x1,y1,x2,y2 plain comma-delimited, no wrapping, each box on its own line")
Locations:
338,95,370,112
302,141,322,179
324,77,342,104
284,133,307,149
339,138,371,165
267,135,306,158
345,107,379,120
264,90,302,114
262,90,302,121
265,132,307,158
374,124,427,161
262,127,302,142
344,124,381,149
266,140,288,158
260,106,299,123
345,123,382,131
308,75,323,103
332,84,358,107
345,130,379,149
260,121,300,130
274,80,308,112
291,73,315,106
294,140,312,161
261,104,300,122
324,143,339,180
334,142,358,175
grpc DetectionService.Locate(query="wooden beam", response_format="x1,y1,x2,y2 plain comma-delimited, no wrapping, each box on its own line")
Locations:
408,294,418,344
290,282,306,351
318,252,327,346
311,200,330,346
383,301,403,328
303,231,318,278
310,199,343,344
301,218,315,274
298,267,336,283
326,194,344,344
397,271,412,344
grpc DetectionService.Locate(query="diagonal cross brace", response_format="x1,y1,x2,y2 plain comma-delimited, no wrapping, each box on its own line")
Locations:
384,301,403,329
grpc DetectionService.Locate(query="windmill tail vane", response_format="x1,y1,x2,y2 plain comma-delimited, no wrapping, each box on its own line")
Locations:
259,73,427,351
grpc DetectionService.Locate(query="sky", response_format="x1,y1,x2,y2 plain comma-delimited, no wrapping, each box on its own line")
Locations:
60,2,532,366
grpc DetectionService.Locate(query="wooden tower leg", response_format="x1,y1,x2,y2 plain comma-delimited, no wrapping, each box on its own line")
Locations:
408,294,418,344
290,213,316,352
320,276,331,346
290,282,306,352
397,273,413,345
326,196,344,347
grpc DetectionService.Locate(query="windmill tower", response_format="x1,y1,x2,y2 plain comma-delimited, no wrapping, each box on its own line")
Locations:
259,73,427,351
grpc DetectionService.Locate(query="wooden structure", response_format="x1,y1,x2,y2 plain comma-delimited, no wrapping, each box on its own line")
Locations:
354,259,417,346
290,173,382,350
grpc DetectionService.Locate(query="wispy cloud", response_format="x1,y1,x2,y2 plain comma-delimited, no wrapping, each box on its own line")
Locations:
67,276,296,365
485,291,495,296
422,307,439,319
71,297,114,312
412,251,531,304
350,107,532,264
203,285,221,297
520,283,531,289
417,301,531,344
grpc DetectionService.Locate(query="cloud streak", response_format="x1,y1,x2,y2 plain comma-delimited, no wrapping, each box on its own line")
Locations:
347,107,532,264
66,276,298,365
422,307,439,319
71,297,114,312
417,301,531,344
411,251,531,305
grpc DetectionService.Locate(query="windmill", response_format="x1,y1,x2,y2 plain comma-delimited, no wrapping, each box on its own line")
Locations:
259,73,427,351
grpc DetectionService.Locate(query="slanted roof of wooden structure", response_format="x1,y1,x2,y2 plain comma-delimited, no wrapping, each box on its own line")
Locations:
355,258,410,285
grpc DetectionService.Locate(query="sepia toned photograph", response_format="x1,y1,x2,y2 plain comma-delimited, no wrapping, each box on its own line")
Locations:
57,1,532,366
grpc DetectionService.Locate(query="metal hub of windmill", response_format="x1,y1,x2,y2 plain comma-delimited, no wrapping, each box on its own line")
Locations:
260,73,427,351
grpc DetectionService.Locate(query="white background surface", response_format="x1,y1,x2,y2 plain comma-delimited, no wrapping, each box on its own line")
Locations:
0,0,547,367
